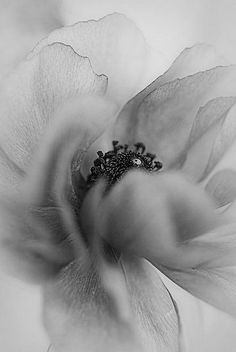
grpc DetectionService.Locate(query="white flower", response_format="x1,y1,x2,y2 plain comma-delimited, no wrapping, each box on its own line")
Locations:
0,12,236,352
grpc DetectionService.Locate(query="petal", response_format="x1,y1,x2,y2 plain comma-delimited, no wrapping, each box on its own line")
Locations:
205,169,236,207
43,258,179,352
114,43,228,145
181,97,236,181
91,171,218,264
186,97,236,149
30,13,148,105
202,102,236,179
116,65,236,169
89,170,236,317
0,145,25,196
0,96,117,282
0,42,107,177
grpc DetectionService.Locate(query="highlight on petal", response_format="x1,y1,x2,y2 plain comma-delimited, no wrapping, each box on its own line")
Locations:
30,13,148,104
205,169,236,207
114,43,228,144
84,170,236,317
116,65,236,169
0,42,107,178
0,95,117,282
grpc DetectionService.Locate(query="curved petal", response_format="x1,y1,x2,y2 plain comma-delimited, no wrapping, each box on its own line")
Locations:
43,258,179,352
114,43,228,146
0,42,107,179
0,96,117,282
30,13,148,105
116,65,236,169
88,170,236,317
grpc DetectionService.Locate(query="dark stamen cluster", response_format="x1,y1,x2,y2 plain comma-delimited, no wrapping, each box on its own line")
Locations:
87,141,162,189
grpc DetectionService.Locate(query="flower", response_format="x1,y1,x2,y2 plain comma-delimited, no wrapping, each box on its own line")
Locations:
0,12,236,352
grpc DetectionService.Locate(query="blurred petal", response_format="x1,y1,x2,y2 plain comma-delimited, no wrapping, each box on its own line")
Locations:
116,65,236,169
88,170,236,317
205,169,236,207
30,13,148,105
0,42,107,182
114,43,227,145
0,0,62,80
43,258,179,352
0,96,117,282
92,171,218,263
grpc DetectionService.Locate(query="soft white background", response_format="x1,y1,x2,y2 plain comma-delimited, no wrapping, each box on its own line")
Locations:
1,1,236,351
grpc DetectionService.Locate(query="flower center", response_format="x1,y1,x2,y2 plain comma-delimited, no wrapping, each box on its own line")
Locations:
86,140,162,189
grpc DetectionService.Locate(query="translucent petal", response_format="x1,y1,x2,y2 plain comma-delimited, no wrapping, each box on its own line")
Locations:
181,97,236,181
30,13,148,105
187,97,236,150
0,42,107,176
202,103,236,179
114,43,227,146
89,170,236,317
115,65,236,169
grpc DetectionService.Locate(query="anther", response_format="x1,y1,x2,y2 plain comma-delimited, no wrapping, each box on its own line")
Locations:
154,161,163,170
134,142,146,154
87,141,163,190
146,152,156,161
